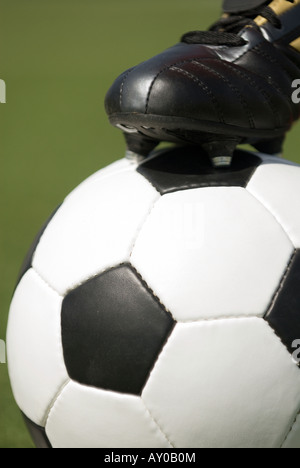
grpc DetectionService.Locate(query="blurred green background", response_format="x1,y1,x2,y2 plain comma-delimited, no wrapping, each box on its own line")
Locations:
1,0,300,448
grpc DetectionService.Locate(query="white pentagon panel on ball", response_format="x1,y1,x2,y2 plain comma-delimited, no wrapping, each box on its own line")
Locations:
6,269,69,426
142,318,300,448
66,157,137,199
32,170,159,295
131,187,293,322
282,414,300,448
247,157,300,248
45,380,172,448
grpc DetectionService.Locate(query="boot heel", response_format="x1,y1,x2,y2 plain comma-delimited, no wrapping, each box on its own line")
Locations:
253,136,285,156
124,133,159,160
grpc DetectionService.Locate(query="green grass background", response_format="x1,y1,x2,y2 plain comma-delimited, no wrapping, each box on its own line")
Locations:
0,0,300,448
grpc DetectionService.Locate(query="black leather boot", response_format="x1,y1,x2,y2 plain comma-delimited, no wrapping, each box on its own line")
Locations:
105,0,300,167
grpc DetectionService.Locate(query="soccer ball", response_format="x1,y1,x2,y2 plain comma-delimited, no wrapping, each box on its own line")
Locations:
7,146,300,448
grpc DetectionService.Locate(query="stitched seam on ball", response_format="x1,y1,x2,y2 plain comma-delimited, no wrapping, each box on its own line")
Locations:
128,199,160,259
42,378,70,428
31,266,63,298
141,398,175,448
177,314,262,324
264,249,297,319
136,165,163,193
245,189,295,249
191,60,255,129
128,174,161,258
129,264,175,321
280,411,300,448
262,250,300,370
63,263,129,296
147,177,260,195
129,201,158,256
259,323,300,448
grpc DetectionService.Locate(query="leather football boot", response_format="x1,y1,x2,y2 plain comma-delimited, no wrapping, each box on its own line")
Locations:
105,0,300,167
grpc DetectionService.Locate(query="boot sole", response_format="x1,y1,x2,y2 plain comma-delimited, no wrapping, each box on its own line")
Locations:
109,113,288,166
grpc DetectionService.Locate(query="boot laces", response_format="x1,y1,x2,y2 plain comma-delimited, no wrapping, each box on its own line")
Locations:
181,0,294,46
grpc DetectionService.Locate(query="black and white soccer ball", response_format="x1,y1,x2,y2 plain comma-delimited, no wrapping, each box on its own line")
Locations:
7,146,300,448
